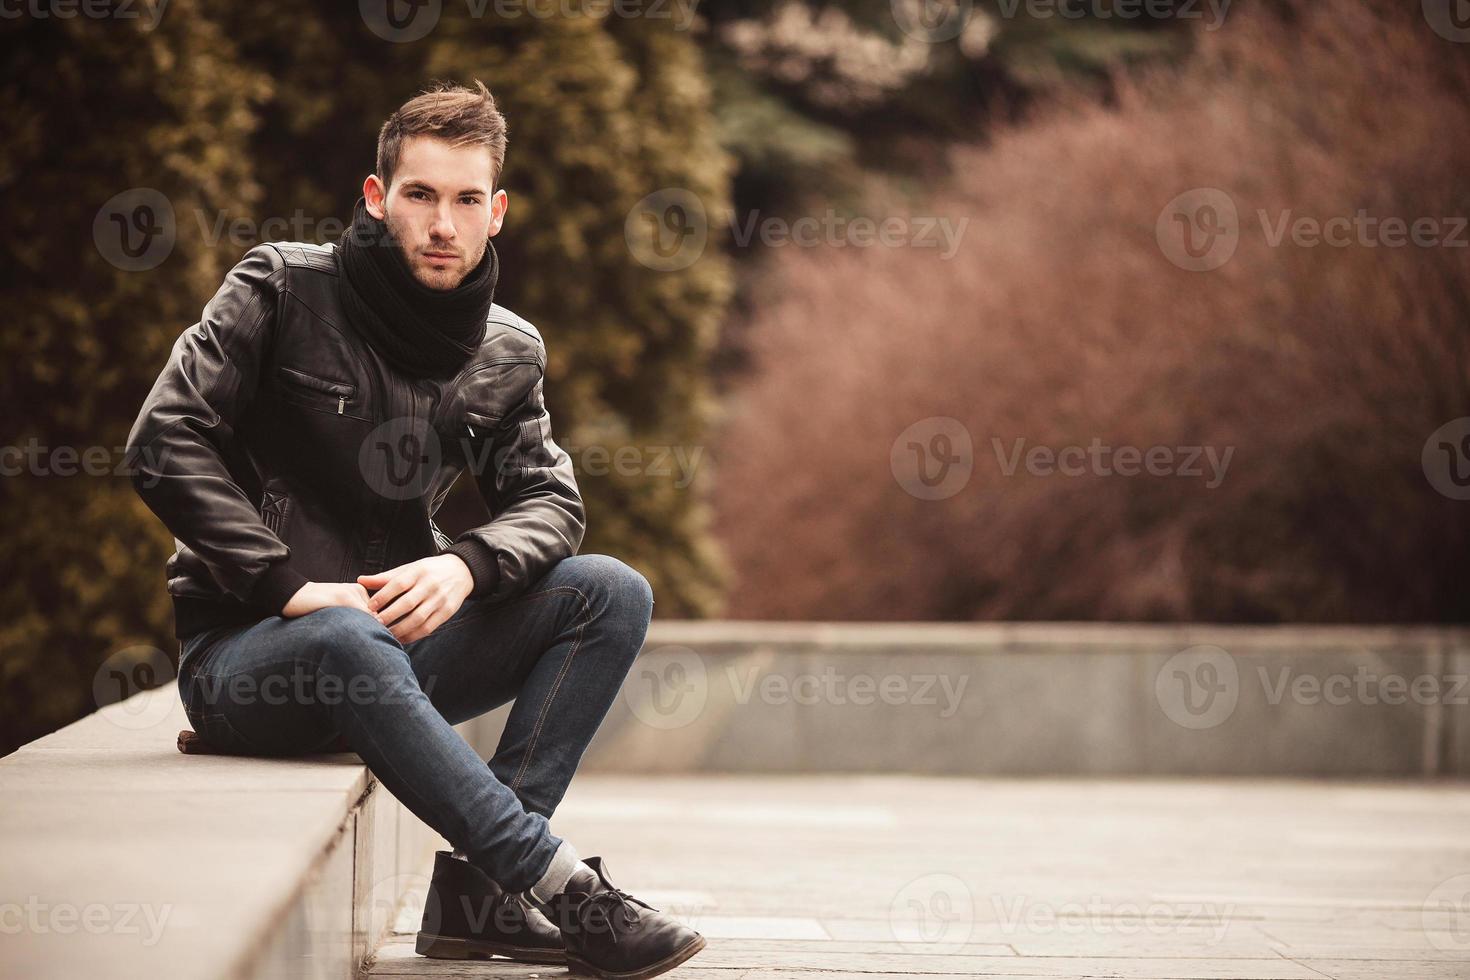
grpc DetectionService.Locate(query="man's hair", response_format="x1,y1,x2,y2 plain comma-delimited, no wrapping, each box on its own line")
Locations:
376,79,508,191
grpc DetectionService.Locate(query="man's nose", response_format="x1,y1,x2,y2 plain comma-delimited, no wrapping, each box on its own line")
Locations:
428,204,457,243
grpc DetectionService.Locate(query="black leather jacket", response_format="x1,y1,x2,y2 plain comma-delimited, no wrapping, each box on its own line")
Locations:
126,241,585,640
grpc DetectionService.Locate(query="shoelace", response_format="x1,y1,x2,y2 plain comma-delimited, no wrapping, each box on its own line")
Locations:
581,887,655,944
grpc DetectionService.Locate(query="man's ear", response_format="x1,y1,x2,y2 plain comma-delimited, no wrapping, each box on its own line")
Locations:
488,187,508,237
363,175,388,220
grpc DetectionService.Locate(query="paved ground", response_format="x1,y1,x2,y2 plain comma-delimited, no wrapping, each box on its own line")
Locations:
366,775,1470,979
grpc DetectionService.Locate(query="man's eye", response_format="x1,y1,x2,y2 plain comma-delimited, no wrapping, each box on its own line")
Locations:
408,190,429,201
460,197,481,206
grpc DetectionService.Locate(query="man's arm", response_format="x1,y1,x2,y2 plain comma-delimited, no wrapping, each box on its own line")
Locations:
125,244,309,613
444,373,586,602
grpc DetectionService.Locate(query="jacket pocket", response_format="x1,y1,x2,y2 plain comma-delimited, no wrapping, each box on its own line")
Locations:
277,365,359,416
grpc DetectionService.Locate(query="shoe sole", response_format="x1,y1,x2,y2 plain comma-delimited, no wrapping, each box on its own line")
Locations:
415,930,567,964
565,934,707,980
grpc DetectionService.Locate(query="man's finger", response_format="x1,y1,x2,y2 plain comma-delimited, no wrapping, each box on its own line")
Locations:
392,611,430,643
401,604,451,644
365,572,413,612
377,584,427,628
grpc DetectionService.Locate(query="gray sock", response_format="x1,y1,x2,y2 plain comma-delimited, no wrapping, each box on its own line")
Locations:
528,840,584,904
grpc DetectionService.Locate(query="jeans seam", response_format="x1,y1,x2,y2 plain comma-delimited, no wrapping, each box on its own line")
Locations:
508,586,592,795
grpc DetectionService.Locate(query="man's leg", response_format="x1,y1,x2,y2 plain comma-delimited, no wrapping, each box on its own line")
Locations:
178,604,564,892
390,554,702,977
404,553,655,821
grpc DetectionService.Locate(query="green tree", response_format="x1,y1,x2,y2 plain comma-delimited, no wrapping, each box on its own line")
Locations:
0,0,269,752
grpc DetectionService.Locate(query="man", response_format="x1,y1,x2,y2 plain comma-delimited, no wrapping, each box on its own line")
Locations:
126,80,705,979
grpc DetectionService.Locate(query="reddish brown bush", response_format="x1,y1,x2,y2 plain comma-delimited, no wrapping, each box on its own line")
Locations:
711,0,1470,622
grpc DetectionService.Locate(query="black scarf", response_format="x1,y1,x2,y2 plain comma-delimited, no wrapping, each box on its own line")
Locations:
335,196,497,379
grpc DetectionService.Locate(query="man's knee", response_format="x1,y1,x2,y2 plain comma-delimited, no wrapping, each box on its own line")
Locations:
295,606,404,673
558,554,654,616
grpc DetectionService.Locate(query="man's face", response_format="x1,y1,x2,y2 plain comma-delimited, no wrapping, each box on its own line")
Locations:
363,135,507,291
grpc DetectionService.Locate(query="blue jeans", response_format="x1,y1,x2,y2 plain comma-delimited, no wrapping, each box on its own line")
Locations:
175,553,654,893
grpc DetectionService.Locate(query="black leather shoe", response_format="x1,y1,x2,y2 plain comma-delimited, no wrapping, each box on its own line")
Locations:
415,850,566,964
537,856,706,979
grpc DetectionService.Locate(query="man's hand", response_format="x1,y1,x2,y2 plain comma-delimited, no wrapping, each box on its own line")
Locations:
357,555,475,644
281,582,373,618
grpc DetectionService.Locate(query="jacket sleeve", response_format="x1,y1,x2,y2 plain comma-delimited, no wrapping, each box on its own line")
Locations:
125,244,310,614
444,372,586,601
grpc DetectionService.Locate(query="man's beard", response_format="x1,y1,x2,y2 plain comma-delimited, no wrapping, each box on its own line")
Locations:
383,210,487,291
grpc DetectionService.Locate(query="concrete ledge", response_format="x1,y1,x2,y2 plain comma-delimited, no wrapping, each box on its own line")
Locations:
466,622,1470,777
0,688,445,980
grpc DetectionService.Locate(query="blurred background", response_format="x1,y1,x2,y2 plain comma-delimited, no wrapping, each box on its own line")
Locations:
1,0,1467,754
